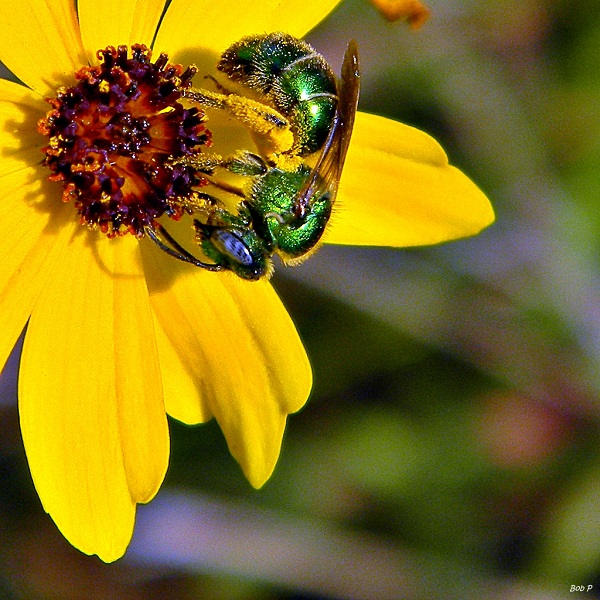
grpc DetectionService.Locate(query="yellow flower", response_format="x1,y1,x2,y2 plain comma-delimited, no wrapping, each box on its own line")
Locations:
0,0,493,562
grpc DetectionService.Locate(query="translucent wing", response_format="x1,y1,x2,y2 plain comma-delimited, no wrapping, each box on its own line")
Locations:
295,40,360,216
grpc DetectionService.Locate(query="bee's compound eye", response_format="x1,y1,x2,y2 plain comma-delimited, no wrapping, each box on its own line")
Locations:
211,230,255,266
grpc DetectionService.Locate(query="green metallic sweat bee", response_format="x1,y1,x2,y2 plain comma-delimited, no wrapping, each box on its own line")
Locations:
150,33,360,280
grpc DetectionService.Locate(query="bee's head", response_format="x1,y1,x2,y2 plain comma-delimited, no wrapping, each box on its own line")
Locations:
194,221,272,281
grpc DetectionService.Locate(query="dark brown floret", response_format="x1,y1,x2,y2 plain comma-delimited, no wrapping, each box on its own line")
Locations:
39,44,212,237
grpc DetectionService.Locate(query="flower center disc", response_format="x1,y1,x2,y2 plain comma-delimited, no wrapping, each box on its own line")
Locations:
39,44,212,237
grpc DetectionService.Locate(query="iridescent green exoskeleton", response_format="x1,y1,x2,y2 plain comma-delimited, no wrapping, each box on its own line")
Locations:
194,160,333,279
217,33,339,157
153,33,360,280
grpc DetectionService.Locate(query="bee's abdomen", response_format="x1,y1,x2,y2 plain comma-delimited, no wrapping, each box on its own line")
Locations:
278,57,337,154
218,33,338,156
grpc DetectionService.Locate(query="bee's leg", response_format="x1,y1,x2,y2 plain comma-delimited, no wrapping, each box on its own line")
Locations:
172,150,264,187
182,87,294,156
202,74,232,96
175,190,229,216
221,151,268,176
202,151,267,196
182,188,250,230
183,87,288,131
171,152,224,175
173,150,269,202
144,221,223,271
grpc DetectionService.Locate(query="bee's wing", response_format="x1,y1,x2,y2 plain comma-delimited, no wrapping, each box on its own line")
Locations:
295,40,360,213
333,39,360,173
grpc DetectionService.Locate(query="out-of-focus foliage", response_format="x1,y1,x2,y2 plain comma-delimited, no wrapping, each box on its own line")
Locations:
1,0,600,598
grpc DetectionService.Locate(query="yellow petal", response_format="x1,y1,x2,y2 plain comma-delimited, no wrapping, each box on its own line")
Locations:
325,112,495,247
19,231,168,562
0,0,85,95
152,314,213,425
0,79,48,178
270,0,344,38
142,243,312,488
0,167,74,372
111,236,169,504
78,0,167,64
154,0,343,74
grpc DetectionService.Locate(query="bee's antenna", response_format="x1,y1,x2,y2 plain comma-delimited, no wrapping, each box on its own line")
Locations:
145,222,223,271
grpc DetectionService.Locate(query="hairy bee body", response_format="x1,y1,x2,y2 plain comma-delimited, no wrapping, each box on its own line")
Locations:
150,34,360,280
218,33,338,156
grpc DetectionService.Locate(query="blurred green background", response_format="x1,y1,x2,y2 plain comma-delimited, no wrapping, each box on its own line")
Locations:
1,0,600,598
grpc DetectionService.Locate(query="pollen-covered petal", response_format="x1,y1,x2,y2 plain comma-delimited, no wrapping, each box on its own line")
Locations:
0,80,48,178
19,232,168,562
325,112,495,247
0,167,74,372
78,0,167,64
142,244,312,488
154,0,343,67
0,0,85,95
